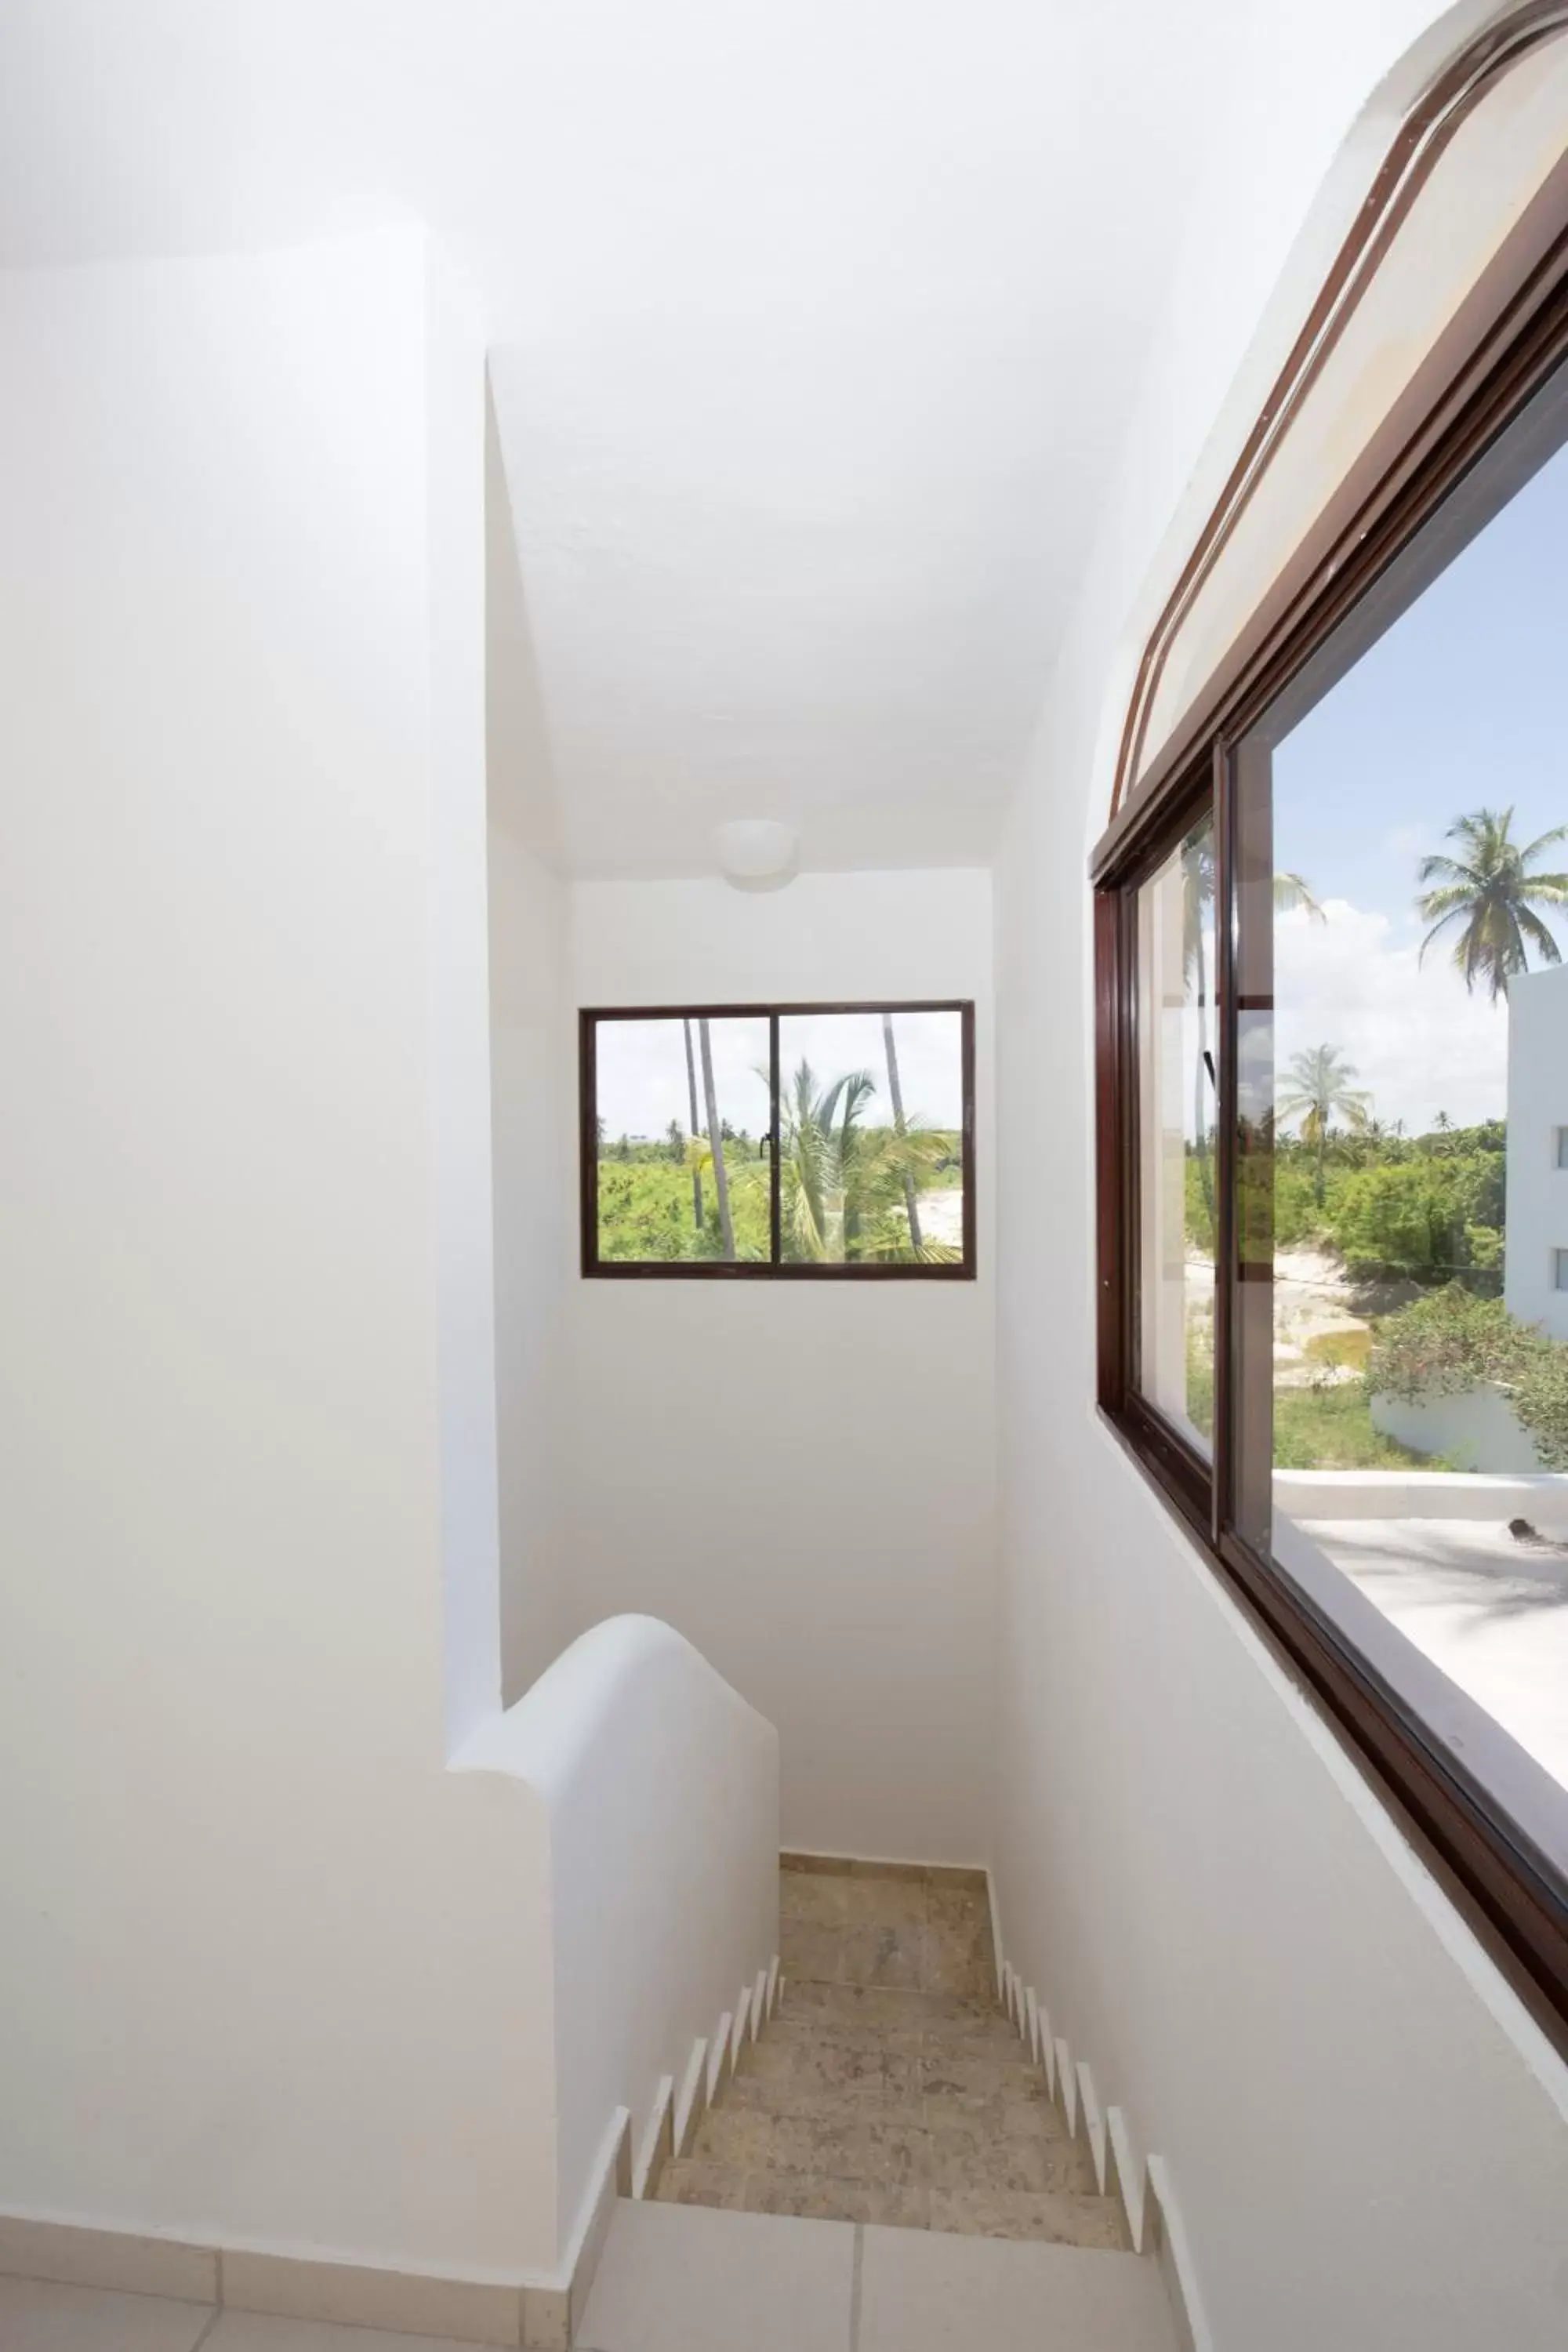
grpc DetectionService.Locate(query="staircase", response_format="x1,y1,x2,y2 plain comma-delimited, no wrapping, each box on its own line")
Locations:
656,1857,1128,2244
648,1853,1128,2239
575,1860,1176,2352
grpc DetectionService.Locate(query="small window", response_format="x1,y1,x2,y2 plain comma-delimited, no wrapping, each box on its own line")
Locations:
580,1003,974,1278
1555,1126,1568,1169
1555,1249,1568,1293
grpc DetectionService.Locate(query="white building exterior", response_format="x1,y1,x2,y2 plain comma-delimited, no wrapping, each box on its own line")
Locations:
1504,964,1568,1343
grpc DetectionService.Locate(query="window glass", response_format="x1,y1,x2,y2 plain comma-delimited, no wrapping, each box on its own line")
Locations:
593,1016,771,1262
1240,361,1568,1833
1136,812,1217,1454
775,1009,965,1265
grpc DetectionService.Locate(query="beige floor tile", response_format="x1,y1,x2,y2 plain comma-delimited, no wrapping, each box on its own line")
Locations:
730,2031,800,2082
842,1873,929,1930
694,2106,928,2186
0,2278,215,2352
919,2002,1022,2053
777,1917,842,1984
918,2048,1047,2107
654,2158,751,2209
209,2320,485,2352
858,2225,1178,2352
743,2173,930,2229
777,1982,932,2038
575,2198,854,2352
726,2047,922,2120
779,1871,849,1928
924,1882,988,1926
927,2122,1098,2198
220,2254,516,2345
929,2184,1133,2249
0,2222,216,2304
837,1923,924,1991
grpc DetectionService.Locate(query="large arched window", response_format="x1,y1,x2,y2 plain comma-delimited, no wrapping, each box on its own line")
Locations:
1093,4,1568,2050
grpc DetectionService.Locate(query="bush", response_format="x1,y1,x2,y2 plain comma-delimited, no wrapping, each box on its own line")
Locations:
1328,1153,1504,1287
1368,1283,1568,1472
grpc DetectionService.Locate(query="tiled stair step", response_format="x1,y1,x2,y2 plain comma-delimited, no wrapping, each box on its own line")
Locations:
579,2199,1179,2352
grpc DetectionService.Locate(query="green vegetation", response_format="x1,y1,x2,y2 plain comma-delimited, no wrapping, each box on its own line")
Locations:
597,1141,772,1261
1369,1283,1568,1471
596,1052,962,1265
1185,1113,1506,1290
1273,1381,1433,1471
775,1059,960,1264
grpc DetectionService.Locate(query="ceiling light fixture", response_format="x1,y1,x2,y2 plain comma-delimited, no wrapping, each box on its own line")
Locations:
715,818,798,892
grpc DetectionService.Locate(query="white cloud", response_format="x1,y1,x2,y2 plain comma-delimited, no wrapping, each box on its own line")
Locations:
1272,898,1508,1133
593,1007,965,1139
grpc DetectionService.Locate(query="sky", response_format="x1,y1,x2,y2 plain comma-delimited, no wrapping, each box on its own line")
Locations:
1269,412,1568,1135
595,1007,964,1140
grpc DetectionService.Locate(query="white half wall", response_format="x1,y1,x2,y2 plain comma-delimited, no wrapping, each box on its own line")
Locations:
992,5,1568,2348
0,232,557,2278
564,870,996,1864
461,1616,779,2262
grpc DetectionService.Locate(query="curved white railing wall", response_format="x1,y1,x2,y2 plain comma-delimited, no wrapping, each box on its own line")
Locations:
459,1615,780,2272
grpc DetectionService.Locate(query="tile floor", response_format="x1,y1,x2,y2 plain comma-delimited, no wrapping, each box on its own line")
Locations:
577,2198,1178,2352
0,2279,485,2352
657,1859,1131,2248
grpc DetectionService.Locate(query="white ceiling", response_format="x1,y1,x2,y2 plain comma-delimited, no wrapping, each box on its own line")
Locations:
0,2,1247,876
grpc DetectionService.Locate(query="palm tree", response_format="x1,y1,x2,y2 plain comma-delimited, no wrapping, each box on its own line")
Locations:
1416,808,1568,1002
696,1018,734,1258
776,1059,953,1263
681,1018,704,1235
880,1011,923,1251
1181,836,1324,1236
1278,1044,1372,1207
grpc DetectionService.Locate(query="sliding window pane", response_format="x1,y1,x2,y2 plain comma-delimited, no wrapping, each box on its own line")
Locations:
1239,354,1568,1853
775,1010,965,1265
593,1016,771,1263
1136,812,1217,1454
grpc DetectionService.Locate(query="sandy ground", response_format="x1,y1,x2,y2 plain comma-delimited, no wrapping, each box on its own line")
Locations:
916,1186,964,1248
1186,1246,1373,1385
1297,1517,1568,1795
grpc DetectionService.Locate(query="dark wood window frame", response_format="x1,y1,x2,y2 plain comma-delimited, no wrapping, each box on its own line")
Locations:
579,1000,976,1279
1092,216,1568,2053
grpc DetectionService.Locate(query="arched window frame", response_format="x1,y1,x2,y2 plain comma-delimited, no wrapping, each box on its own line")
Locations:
1091,9,1568,2053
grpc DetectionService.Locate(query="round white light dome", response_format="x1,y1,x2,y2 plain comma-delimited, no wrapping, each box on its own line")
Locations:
714,818,798,891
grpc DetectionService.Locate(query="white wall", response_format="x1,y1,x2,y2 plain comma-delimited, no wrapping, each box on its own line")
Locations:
1506,964,1568,1342
564,870,996,1864
487,386,574,1701
1369,1381,1546,1473
991,6,1568,2348
0,233,559,2279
